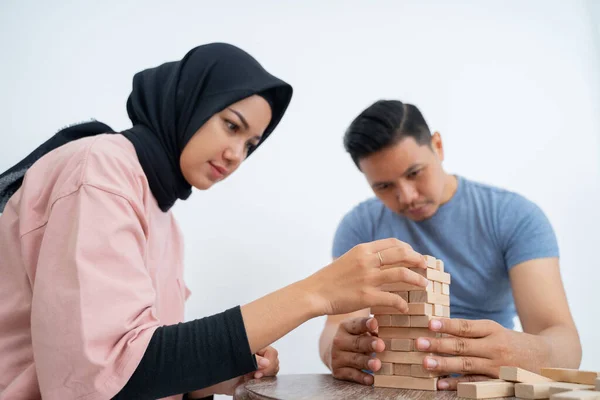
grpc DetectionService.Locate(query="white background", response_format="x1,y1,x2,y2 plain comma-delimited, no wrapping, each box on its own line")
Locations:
1,1,599,398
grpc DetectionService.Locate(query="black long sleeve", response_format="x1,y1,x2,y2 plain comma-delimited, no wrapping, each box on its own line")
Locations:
112,306,257,399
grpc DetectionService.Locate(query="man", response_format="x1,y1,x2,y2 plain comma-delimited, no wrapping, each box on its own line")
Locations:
319,100,581,390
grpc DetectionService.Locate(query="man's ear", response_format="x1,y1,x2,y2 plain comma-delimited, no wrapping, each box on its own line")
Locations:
431,131,444,161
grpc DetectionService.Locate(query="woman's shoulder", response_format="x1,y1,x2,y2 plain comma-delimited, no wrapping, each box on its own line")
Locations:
22,134,151,212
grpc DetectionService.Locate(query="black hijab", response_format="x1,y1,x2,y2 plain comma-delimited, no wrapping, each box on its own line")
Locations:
0,43,293,212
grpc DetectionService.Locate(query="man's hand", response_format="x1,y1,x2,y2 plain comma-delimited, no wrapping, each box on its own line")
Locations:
187,346,280,398
328,317,386,385
415,318,552,390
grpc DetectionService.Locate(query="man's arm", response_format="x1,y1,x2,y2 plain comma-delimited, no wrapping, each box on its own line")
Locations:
510,257,581,368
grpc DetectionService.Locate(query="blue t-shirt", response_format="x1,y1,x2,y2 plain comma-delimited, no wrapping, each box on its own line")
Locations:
332,175,559,329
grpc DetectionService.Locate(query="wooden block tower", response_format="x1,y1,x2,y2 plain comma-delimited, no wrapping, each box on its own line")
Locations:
371,255,451,391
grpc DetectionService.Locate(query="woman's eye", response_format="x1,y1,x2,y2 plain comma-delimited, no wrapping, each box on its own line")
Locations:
246,142,257,152
408,169,421,179
226,120,239,132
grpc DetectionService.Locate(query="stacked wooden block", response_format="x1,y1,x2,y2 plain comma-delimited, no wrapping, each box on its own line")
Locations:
457,367,600,400
371,255,451,390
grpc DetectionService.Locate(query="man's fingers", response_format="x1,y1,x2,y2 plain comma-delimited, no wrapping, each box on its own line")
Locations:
341,317,378,336
414,337,489,358
437,374,492,390
332,367,375,385
422,355,496,377
331,349,378,372
428,318,499,338
333,330,385,353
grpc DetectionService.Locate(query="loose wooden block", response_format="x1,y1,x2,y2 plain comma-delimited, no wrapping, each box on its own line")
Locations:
409,290,450,306
411,364,446,378
410,267,451,284
371,303,433,316
410,315,433,328
394,363,412,376
391,291,409,302
378,327,440,339
374,375,438,390
380,281,434,292
382,338,415,352
457,380,515,399
500,366,554,383
434,281,443,294
541,369,600,385
436,259,444,272
515,382,555,399
375,315,391,327
375,362,394,375
425,255,437,269
550,390,600,400
549,383,596,396
442,283,450,295
390,315,411,327
595,378,599,391
379,351,433,364
391,338,414,351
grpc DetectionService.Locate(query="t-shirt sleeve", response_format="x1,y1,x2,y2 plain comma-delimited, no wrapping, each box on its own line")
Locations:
498,194,559,270
332,206,371,259
30,184,161,399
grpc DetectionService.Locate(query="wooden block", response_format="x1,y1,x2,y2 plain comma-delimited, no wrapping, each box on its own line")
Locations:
378,327,440,339
379,351,433,364
375,315,391,327
541,369,600,385
442,283,450,295
382,338,415,352
408,303,433,315
410,267,451,284
457,380,515,399
436,259,444,272
425,255,437,269
394,363,412,376
374,375,438,390
410,290,429,303
411,364,446,378
549,383,595,396
371,303,433,316
410,315,433,328
380,281,434,292
434,281,443,294
595,378,599,391
391,291,409,302
500,366,554,383
443,306,451,317
434,304,445,317
390,315,411,327
550,390,600,400
409,291,450,306
390,338,414,351
515,382,555,399
375,362,394,375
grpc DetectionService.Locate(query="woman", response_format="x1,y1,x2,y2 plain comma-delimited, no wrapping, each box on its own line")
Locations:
0,43,429,399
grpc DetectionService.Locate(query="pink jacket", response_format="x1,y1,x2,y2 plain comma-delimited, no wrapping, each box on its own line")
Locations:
0,135,190,399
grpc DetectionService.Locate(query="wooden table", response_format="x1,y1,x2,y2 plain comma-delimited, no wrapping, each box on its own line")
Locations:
234,373,517,400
